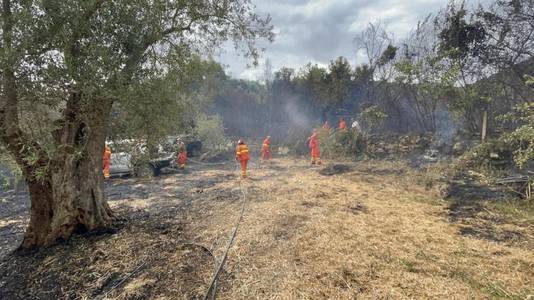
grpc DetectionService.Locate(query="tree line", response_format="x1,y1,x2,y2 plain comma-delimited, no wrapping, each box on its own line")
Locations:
209,0,532,145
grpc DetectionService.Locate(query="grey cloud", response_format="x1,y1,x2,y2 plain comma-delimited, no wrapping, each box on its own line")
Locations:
217,0,492,80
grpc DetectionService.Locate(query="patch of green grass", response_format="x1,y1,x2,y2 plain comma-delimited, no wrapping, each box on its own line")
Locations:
486,198,534,224
482,282,527,300
400,259,417,273
448,268,482,290
448,268,529,299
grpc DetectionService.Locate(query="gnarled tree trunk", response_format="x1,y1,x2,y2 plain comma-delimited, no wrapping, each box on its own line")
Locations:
0,88,116,249
21,137,114,248
18,96,117,249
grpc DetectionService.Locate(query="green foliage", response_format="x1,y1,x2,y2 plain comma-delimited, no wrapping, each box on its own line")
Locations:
297,63,329,105
0,0,273,182
354,64,373,82
194,114,228,151
284,127,313,156
109,56,222,151
456,140,509,170
394,50,460,132
499,102,534,168
438,2,486,59
501,125,534,168
359,105,387,131
326,57,353,106
321,130,368,159
291,56,354,110
378,45,398,67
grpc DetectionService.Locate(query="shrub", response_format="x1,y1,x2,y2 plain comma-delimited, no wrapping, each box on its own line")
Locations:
498,102,534,169
359,105,388,132
320,129,368,159
285,126,312,156
194,114,228,151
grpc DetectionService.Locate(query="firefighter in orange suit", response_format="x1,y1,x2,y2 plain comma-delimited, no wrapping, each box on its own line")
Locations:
103,144,112,179
177,148,187,169
308,130,322,165
261,136,272,160
339,118,347,130
236,139,250,178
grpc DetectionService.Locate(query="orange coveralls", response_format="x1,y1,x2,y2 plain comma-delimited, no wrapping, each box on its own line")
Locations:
308,133,321,165
236,143,250,178
103,145,112,179
177,150,187,169
261,137,272,160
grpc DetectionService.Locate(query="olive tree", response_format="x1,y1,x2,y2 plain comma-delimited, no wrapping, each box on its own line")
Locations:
0,0,273,249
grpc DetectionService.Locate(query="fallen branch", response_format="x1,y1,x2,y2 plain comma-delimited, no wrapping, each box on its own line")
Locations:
495,176,529,184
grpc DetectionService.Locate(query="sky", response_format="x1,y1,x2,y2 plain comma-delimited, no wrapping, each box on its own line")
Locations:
216,0,491,81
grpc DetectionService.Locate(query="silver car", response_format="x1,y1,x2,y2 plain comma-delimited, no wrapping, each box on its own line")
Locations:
109,151,133,177
107,140,175,178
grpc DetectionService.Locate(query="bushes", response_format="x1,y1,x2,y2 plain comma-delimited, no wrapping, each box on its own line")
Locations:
498,102,534,169
194,114,228,151
320,129,368,159
282,126,368,159
359,105,388,132
450,139,516,183
284,126,313,156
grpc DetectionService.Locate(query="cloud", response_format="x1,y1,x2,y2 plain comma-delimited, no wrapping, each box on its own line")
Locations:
217,0,492,80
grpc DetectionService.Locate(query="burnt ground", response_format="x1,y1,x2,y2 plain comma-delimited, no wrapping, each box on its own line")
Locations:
0,158,533,299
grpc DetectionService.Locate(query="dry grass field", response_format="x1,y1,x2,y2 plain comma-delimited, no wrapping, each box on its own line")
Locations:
1,158,533,299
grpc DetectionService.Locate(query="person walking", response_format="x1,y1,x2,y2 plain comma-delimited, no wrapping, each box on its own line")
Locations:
261,136,272,161
307,130,322,165
236,139,250,178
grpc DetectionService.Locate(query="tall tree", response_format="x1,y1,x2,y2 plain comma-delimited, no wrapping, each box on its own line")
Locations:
475,0,534,102
396,16,458,133
326,56,353,108
437,1,490,134
297,63,329,106
354,21,400,128
0,0,273,249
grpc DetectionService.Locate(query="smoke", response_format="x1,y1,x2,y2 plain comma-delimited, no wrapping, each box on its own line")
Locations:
284,97,313,129
433,108,457,148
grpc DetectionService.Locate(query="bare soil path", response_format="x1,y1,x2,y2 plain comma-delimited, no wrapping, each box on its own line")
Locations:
0,158,533,299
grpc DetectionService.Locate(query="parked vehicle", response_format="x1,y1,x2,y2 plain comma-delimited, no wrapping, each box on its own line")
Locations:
166,135,203,157
109,152,133,177
107,136,202,177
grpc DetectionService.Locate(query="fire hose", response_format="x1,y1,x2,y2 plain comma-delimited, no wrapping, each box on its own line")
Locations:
187,158,228,166
202,162,249,300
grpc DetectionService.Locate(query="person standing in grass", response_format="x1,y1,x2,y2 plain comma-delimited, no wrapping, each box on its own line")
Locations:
308,130,322,165
236,139,250,178
103,144,112,179
261,136,272,161
176,146,187,169
338,118,347,130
